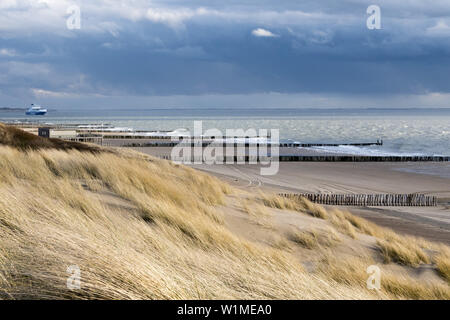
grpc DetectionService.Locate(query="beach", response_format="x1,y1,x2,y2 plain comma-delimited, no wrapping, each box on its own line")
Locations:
192,162,450,244
128,143,450,244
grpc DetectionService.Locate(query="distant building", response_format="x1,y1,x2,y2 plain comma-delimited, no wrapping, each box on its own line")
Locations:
38,127,50,138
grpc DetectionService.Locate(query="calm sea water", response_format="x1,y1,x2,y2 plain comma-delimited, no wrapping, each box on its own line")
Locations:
1,108,450,156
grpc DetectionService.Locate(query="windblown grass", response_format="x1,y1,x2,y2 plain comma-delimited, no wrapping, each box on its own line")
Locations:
328,211,358,239
0,124,449,299
288,228,340,249
0,146,377,300
319,254,450,300
240,199,274,229
377,237,430,267
260,193,301,211
289,229,319,249
295,197,328,219
435,247,450,283
262,195,328,219
276,194,435,267
242,199,271,217
0,123,100,152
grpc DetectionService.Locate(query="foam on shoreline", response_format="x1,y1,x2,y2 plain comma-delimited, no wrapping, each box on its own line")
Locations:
302,145,442,157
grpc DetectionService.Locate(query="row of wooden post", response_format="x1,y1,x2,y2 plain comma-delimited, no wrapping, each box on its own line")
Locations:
281,193,437,207
157,155,450,162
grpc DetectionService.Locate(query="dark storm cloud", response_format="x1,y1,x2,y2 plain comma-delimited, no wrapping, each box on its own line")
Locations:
1,0,450,105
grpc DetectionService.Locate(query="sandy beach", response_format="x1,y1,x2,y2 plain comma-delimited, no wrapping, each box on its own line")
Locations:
189,162,450,244
130,145,450,244
88,141,450,272
193,162,450,195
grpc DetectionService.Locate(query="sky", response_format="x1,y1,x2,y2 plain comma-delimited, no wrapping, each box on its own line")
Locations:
1,0,450,109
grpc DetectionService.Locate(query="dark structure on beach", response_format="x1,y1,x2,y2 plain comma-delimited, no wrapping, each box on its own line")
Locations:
281,193,437,207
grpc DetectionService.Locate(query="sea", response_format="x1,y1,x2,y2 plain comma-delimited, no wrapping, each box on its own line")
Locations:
1,107,450,157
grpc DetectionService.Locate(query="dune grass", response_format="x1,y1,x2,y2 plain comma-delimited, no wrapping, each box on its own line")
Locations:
242,199,271,217
262,195,328,219
0,123,101,152
275,195,436,268
288,228,340,250
0,124,449,299
319,254,450,300
435,247,450,283
240,199,274,229
288,229,320,249
260,193,301,211
377,238,430,267
0,146,381,300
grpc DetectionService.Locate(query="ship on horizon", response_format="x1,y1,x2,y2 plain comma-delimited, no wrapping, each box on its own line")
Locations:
25,104,47,115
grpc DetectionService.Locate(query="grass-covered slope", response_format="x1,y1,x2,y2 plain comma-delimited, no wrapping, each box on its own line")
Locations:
0,147,366,299
0,123,100,152
0,124,449,299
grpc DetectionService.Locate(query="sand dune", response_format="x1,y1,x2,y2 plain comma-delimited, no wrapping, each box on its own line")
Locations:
0,124,449,299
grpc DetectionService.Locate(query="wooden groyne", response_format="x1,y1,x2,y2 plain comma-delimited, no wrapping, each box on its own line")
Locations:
123,141,383,148
277,155,450,162
158,155,450,162
281,193,437,207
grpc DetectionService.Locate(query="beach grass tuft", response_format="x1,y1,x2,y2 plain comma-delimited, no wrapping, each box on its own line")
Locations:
435,247,450,283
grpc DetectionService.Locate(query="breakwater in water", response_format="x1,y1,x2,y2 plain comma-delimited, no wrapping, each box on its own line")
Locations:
158,155,450,162
122,140,383,147
276,155,450,162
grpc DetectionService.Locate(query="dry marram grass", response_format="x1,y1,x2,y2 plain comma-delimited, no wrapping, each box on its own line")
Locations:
435,247,450,283
0,129,449,299
288,228,340,249
0,146,379,299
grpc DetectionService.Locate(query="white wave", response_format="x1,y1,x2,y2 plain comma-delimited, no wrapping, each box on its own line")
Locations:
303,145,431,157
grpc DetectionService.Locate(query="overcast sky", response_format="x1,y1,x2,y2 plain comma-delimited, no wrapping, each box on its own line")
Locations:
1,0,450,108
